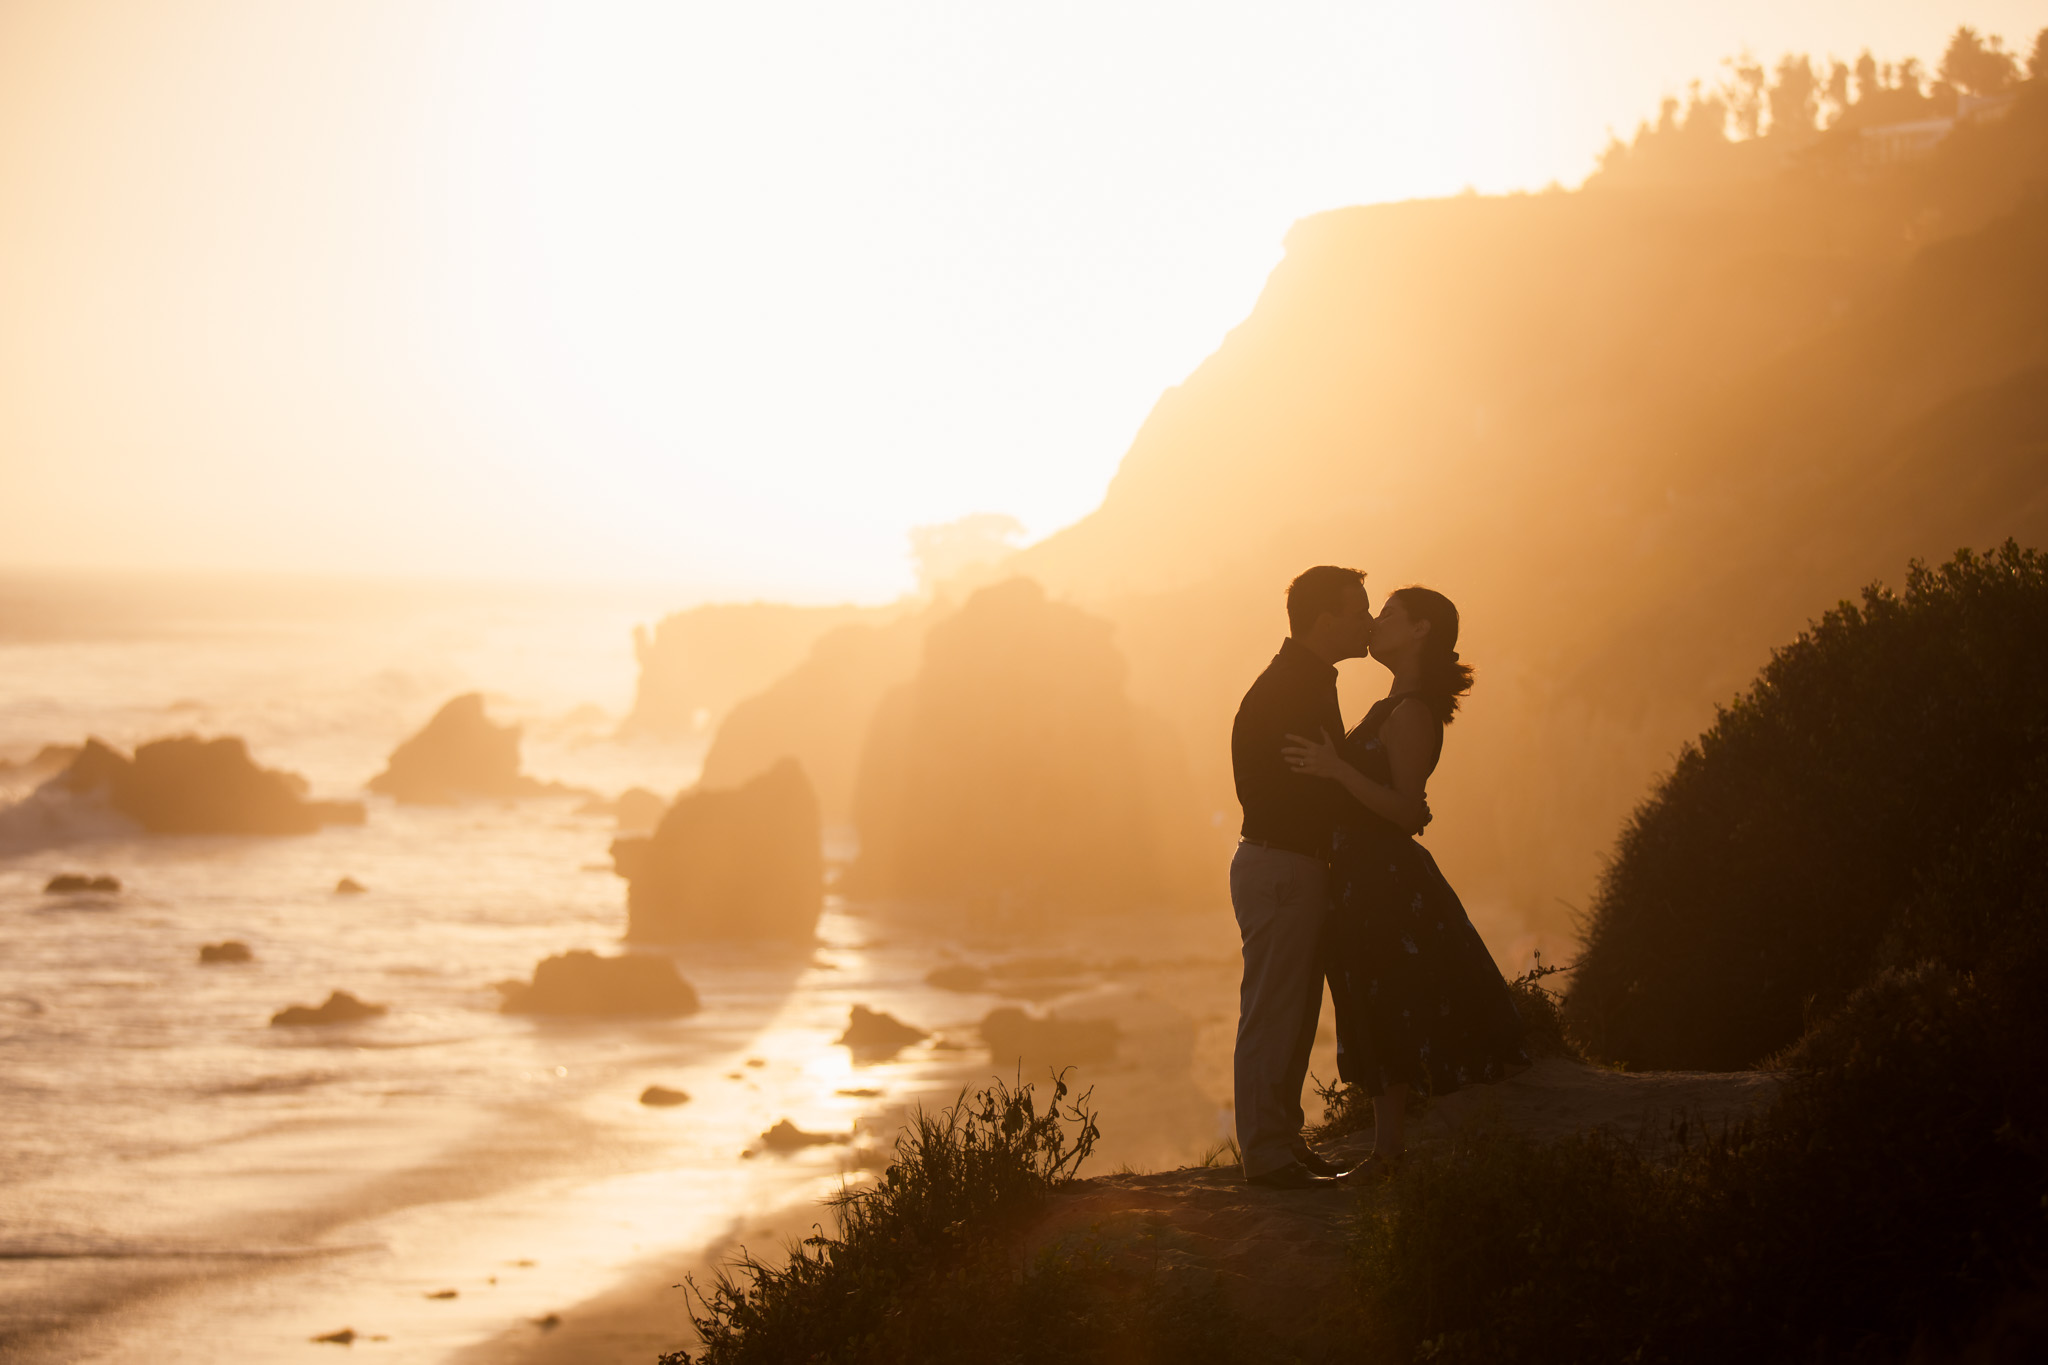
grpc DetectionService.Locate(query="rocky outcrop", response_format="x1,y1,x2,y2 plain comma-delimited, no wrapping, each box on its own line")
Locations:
759,1118,849,1152
46,737,363,836
639,1084,691,1106
697,612,932,822
498,950,700,1016
45,873,120,893
837,1005,927,1058
199,940,254,963
271,991,386,1026
612,759,823,942
847,579,1205,910
623,601,897,740
368,694,555,805
979,1007,1120,1064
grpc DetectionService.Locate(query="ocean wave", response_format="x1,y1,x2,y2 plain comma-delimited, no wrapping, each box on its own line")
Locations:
0,782,140,854
204,1069,342,1096
0,1236,381,1262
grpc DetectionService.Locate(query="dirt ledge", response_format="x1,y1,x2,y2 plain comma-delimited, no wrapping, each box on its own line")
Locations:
1018,1057,1780,1350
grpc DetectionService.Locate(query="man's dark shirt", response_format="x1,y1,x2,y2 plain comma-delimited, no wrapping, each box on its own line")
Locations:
1232,637,1346,860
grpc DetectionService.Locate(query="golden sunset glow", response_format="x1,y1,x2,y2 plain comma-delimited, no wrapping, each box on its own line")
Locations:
4,1,2035,597
6,5,2048,1361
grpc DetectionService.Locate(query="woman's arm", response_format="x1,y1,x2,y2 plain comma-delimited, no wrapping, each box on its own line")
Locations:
1281,705,1435,836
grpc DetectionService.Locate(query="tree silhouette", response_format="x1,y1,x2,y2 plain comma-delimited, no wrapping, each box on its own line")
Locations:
1725,51,1766,139
1820,58,1851,126
1768,54,1818,137
1941,25,2018,95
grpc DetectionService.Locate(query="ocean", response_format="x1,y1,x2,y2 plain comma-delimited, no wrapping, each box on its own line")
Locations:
0,572,1255,1362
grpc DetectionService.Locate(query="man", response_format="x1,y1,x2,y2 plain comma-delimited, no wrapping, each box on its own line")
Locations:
1229,565,1372,1188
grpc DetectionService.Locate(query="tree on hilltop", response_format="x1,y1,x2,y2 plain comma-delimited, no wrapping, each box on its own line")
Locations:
1768,53,1820,139
1941,25,2020,95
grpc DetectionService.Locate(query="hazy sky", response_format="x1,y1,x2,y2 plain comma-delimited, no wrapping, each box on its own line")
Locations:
4,1,2042,601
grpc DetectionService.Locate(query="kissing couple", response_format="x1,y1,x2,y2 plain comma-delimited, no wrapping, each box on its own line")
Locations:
1229,565,1526,1188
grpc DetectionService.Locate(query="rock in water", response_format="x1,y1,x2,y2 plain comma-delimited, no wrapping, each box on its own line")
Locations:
612,759,823,942
44,873,120,893
759,1118,849,1152
837,1004,928,1057
979,1006,1120,1065
49,736,364,835
845,578,1204,910
334,876,367,895
639,1085,691,1106
368,694,544,805
271,991,387,1027
199,940,254,964
499,950,700,1017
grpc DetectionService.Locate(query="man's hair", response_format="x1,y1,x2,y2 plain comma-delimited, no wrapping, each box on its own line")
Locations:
1286,565,1367,635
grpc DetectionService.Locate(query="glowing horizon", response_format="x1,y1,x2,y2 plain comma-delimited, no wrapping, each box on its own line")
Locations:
4,0,2041,603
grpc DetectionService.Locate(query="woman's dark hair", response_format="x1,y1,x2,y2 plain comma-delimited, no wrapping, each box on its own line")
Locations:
1390,586,1474,723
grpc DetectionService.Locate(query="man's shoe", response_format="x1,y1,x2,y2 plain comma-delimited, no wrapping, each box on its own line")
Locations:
1246,1161,1338,1190
1294,1148,1342,1178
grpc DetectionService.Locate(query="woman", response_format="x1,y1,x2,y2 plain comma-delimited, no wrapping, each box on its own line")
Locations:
1282,586,1526,1179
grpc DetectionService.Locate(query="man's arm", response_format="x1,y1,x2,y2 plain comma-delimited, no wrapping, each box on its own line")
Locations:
1230,681,1292,820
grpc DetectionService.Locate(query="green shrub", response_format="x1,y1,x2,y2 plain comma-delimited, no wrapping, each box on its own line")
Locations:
1568,543,2048,1069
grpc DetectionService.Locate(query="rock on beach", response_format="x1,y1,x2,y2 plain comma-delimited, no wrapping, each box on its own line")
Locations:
498,950,700,1017
612,759,823,942
44,873,120,893
367,693,554,805
979,1006,1120,1064
837,1004,928,1057
271,991,387,1027
48,736,363,835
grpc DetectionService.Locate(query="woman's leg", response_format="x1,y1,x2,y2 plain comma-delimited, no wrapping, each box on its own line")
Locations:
1371,1082,1407,1157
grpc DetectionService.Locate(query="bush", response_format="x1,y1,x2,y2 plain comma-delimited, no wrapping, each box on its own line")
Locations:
669,1074,1099,1364
1351,950,2048,1364
666,1071,1277,1365
1568,543,2048,1069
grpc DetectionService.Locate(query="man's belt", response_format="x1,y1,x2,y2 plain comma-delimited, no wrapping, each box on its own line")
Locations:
1238,835,1329,862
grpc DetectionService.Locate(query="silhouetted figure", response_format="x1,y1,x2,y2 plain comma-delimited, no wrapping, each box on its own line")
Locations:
1228,566,1370,1188
1285,586,1525,1178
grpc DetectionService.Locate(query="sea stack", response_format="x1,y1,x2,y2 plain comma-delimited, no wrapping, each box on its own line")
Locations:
612,759,823,942
48,736,363,835
368,694,543,805
846,578,1193,908
499,950,700,1016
